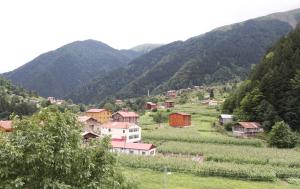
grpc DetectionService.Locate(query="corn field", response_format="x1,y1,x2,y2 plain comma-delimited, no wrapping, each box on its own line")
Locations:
157,141,300,167
143,132,264,147
118,154,300,181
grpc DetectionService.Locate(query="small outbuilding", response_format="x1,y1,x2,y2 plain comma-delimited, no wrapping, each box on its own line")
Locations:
169,112,191,127
232,122,263,137
219,114,233,125
111,141,156,156
0,120,13,132
165,100,174,108
145,102,157,110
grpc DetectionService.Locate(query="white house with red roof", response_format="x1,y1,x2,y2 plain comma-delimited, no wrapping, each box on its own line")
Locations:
232,122,263,137
112,111,139,123
101,122,141,143
111,141,156,156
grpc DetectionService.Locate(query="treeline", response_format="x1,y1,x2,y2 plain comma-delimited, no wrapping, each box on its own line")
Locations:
222,25,300,132
0,77,38,119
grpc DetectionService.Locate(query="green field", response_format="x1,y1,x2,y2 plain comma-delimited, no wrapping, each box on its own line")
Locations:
123,168,300,189
129,99,300,188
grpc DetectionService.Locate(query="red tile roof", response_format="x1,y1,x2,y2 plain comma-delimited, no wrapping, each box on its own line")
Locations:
101,122,138,129
111,141,155,150
0,120,13,132
115,111,139,118
86,109,106,113
78,116,97,122
238,122,262,129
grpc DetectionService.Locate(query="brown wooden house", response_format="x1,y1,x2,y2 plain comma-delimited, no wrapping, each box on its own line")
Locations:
145,102,157,110
165,100,174,108
112,111,139,123
232,122,263,137
169,112,191,127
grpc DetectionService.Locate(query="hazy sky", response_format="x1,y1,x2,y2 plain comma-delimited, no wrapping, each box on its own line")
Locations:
0,0,299,73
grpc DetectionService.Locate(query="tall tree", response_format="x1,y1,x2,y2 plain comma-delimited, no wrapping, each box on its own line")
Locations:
0,108,135,189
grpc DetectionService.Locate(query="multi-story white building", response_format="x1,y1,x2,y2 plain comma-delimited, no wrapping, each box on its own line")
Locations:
101,122,141,143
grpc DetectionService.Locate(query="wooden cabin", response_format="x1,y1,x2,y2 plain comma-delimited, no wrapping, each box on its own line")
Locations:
112,111,139,123
78,116,101,134
81,131,100,141
169,112,191,127
85,109,111,124
0,120,13,132
219,114,233,125
166,90,177,98
165,100,174,108
145,102,157,110
232,122,263,137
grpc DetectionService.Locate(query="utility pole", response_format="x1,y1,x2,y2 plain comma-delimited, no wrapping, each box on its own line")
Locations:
164,166,167,189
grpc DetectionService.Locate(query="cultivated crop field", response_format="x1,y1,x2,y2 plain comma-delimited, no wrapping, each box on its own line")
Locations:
134,101,300,188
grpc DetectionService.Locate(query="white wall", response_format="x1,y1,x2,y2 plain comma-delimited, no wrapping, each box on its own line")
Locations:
101,124,141,143
112,147,156,156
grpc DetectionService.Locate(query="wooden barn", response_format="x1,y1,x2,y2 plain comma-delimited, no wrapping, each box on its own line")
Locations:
169,112,191,127
165,100,174,108
145,102,157,110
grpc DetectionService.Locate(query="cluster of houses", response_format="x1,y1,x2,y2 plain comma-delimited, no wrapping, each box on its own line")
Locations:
47,97,65,105
219,114,264,137
79,108,157,156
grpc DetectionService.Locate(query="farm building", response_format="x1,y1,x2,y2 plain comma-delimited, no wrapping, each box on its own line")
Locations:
86,108,112,124
81,131,100,141
112,111,139,123
0,120,13,132
145,102,157,110
232,122,263,137
169,112,191,127
166,90,177,98
165,100,174,108
101,122,141,143
111,141,156,156
78,116,101,134
219,114,233,125
115,99,123,105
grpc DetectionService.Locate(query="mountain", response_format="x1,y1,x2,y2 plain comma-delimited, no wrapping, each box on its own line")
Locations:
131,43,163,54
222,25,300,131
68,8,300,104
3,40,141,98
0,77,39,119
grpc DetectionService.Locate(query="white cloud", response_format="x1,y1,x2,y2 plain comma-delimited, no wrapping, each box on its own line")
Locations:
0,0,299,73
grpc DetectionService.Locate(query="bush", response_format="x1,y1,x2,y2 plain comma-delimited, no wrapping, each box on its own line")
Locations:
268,121,298,148
224,122,235,131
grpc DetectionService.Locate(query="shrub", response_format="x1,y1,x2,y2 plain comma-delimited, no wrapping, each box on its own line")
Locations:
268,121,298,148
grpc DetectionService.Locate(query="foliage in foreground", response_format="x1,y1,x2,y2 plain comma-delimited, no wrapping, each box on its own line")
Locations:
0,108,135,189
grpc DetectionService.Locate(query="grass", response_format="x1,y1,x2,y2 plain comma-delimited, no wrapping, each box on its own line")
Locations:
123,167,300,189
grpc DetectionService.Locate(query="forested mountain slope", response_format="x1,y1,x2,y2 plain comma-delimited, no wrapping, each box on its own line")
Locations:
68,9,300,104
0,77,38,119
4,40,141,97
222,25,300,131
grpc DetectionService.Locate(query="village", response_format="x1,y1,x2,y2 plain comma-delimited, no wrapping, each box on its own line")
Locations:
0,86,264,158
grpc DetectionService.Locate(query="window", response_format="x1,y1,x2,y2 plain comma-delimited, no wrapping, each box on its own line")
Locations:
108,128,111,132
129,150,134,154
123,130,125,133
142,152,146,155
